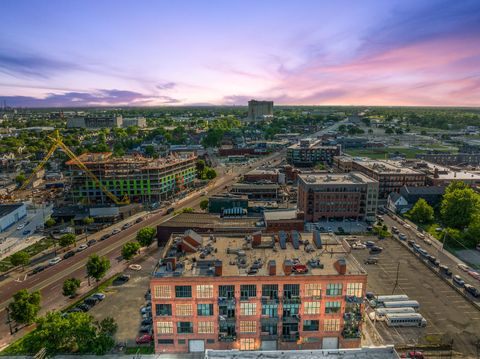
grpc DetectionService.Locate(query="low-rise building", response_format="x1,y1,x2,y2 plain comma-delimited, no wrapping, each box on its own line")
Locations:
0,203,27,232
208,194,249,214
297,172,378,222
263,209,305,232
150,231,367,353
243,169,281,184
231,183,281,200
287,139,341,167
387,185,446,214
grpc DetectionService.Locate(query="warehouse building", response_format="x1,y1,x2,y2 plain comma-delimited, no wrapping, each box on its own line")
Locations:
0,203,27,232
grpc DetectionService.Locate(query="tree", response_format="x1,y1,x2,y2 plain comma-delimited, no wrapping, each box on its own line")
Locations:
59,233,76,248
121,241,141,260
144,145,155,157
10,251,30,269
464,215,480,248
82,217,94,226
409,198,434,224
62,278,81,297
440,186,479,229
205,168,217,179
45,218,56,227
136,227,156,247
445,180,468,194
86,255,110,286
14,173,26,185
200,198,209,211
8,289,41,324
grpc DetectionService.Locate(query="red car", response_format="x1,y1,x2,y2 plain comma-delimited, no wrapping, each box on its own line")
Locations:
292,264,308,273
400,351,424,359
136,334,153,344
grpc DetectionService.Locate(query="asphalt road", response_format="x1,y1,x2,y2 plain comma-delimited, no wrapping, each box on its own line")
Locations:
0,149,284,350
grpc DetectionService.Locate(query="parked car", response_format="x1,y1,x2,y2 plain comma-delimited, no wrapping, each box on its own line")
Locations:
116,274,130,284
92,293,106,301
141,318,153,326
22,229,31,236
369,246,383,255
424,238,432,245
135,217,144,224
77,303,91,312
439,265,452,277
403,223,412,229
122,223,131,230
453,275,465,287
77,244,88,252
407,239,416,247
416,233,425,239
364,257,378,265
129,264,142,271
467,270,480,281
49,257,62,265
87,239,97,246
292,264,308,273
111,229,121,235
352,242,366,249
140,306,152,314
458,263,471,272
139,325,152,334
365,292,376,300
136,334,153,344
398,233,407,241
166,207,175,215
391,226,399,234
16,223,26,230
100,234,110,241
464,284,480,297
84,297,99,306
63,251,75,259
400,351,424,359
364,241,375,248
32,265,47,274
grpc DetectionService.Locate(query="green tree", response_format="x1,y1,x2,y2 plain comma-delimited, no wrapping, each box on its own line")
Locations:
136,227,156,247
59,233,76,248
82,217,94,226
200,198,209,211
440,186,479,229
121,241,141,260
62,278,81,297
205,168,217,179
464,215,480,248
445,180,468,194
385,127,394,134
10,251,30,269
144,145,155,157
8,289,41,324
409,198,434,224
45,218,56,227
86,255,110,286
15,173,26,185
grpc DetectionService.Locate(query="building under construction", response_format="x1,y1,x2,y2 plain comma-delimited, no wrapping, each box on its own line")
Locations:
66,152,197,205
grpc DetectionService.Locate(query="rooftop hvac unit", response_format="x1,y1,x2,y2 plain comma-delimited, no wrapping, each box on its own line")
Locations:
291,231,300,249
279,231,287,249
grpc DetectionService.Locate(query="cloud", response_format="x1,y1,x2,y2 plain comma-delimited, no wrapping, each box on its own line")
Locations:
156,82,176,90
0,50,81,79
0,89,179,107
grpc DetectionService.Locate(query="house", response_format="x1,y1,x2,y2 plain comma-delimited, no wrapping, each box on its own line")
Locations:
387,186,446,214
387,192,409,214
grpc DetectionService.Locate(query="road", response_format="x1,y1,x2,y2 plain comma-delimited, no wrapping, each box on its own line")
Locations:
0,149,285,350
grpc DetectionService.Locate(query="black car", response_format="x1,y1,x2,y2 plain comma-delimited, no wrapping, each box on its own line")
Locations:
141,318,153,326
139,325,152,333
439,265,452,277
115,274,130,284
464,284,480,298
87,239,97,246
369,246,383,255
135,217,144,223
63,251,75,259
32,265,47,274
100,234,110,241
84,297,99,306
77,303,91,312
166,207,175,214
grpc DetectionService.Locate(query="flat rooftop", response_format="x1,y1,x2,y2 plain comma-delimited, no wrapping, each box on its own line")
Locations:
154,231,365,278
298,171,377,185
65,152,195,168
288,139,339,150
158,212,261,230
0,203,24,217
420,161,480,181
354,159,423,175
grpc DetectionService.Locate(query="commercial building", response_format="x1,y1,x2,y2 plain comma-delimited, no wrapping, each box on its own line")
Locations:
287,139,341,167
66,115,146,129
243,169,282,184
208,195,249,214
151,230,367,353
297,173,378,223
413,161,480,187
66,152,197,205
0,203,27,232
416,153,480,167
263,209,305,232
248,99,274,121
230,183,281,200
333,157,425,199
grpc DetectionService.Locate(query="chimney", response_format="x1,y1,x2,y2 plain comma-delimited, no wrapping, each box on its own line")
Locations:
165,257,176,271
283,259,293,276
268,260,276,276
334,258,347,275
252,231,262,247
215,260,223,276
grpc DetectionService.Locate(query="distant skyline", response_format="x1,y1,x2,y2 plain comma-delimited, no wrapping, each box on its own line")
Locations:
0,0,479,107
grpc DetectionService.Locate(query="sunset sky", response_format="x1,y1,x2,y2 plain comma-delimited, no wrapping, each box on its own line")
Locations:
0,0,479,107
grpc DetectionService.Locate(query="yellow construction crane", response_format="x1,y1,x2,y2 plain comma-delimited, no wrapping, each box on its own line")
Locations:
16,130,129,205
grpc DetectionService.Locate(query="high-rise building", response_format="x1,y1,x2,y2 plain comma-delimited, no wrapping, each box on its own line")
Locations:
297,172,378,222
248,100,274,120
150,230,367,353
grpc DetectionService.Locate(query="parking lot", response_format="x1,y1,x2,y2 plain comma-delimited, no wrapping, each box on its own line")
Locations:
348,236,480,357
88,247,159,345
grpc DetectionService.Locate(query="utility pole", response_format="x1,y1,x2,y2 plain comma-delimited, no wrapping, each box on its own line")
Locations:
391,262,400,294
5,307,13,335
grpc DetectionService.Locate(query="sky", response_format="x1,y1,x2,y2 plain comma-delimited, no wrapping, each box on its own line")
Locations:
0,0,479,107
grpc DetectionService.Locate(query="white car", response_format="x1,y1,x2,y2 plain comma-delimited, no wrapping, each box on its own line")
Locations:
77,244,88,252
352,242,366,249
403,223,411,229
129,264,142,271
49,257,62,265
424,238,432,245
416,233,425,239
16,223,26,230
458,263,471,272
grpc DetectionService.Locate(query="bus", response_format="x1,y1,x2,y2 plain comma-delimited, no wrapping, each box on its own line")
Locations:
368,307,416,321
385,313,427,327
372,294,410,307
382,300,420,310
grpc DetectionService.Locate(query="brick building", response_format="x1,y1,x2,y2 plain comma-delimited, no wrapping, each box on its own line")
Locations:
263,209,305,232
297,172,378,223
150,231,366,353
287,139,341,167
243,169,281,184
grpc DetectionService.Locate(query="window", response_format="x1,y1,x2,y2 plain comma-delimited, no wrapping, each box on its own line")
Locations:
346,283,363,297
178,339,186,345
158,339,174,345
157,321,173,334
262,284,278,299
240,338,255,351
155,303,172,316
326,283,342,296
283,303,299,316
325,301,341,314
198,321,214,334
240,321,257,333
240,285,256,299
283,284,300,298
154,285,171,299
304,301,321,315
305,283,322,297
197,303,214,316
207,339,215,344
176,304,193,316
303,320,319,331
196,285,213,299
175,285,192,298
261,304,278,317
240,302,257,316
324,318,340,331
177,322,193,334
